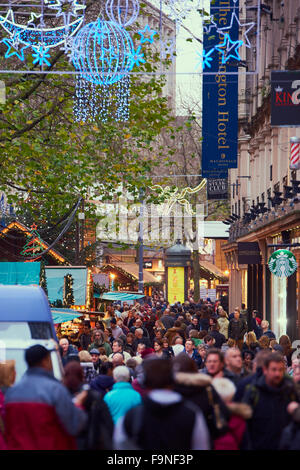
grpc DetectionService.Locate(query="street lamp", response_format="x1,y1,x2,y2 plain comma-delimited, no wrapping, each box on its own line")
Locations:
110,273,116,291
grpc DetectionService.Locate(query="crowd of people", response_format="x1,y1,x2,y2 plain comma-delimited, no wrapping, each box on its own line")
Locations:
1,292,300,450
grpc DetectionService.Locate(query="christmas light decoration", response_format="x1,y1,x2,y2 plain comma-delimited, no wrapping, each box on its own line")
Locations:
138,24,157,44
214,33,243,65
105,0,140,27
151,180,207,216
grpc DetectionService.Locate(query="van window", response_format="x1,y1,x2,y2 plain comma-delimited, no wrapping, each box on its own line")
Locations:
28,322,53,339
0,322,31,340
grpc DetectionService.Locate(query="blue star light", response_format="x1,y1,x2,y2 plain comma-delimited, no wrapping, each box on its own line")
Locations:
138,25,157,44
48,0,85,27
32,45,51,66
128,46,145,68
215,33,243,64
197,48,214,70
1,36,29,61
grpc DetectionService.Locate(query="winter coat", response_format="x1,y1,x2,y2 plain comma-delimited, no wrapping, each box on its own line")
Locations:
228,318,247,341
4,367,87,450
242,374,298,450
60,344,79,366
104,382,142,424
214,403,252,450
209,330,226,349
183,349,203,369
174,372,230,441
217,317,229,339
90,375,114,396
88,341,112,356
280,406,300,450
160,314,175,330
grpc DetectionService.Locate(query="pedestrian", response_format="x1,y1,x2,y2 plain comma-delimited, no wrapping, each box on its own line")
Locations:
217,309,229,339
209,325,226,349
279,335,296,367
224,348,248,385
90,362,114,396
258,335,271,350
228,310,247,351
104,366,142,425
59,338,78,366
173,353,230,444
80,322,93,350
4,345,87,450
63,361,114,450
89,348,102,374
260,320,276,340
109,339,132,363
242,352,299,450
212,378,252,450
78,350,98,384
88,330,112,356
234,349,272,402
184,339,203,369
242,350,255,375
114,357,210,450
243,332,260,354
153,339,169,358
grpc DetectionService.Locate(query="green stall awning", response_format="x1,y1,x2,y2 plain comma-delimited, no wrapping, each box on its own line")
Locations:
0,262,41,285
51,308,83,324
100,292,145,301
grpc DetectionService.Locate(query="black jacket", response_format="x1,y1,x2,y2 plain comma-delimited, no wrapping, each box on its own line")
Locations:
174,372,230,442
242,374,298,450
228,318,247,341
209,330,226,349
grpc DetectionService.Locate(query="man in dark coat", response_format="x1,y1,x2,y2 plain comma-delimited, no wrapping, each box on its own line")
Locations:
228,310,247,350
160,308,175,330
242,353,299,450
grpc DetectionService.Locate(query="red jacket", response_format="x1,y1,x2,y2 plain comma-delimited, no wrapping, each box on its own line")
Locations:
214,403,252,450
5,402,77,450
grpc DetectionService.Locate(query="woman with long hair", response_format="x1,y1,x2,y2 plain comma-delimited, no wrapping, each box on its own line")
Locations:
279,335,296,367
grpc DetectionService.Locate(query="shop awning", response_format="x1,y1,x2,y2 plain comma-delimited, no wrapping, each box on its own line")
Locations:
0,261,41,285
101,262,158,284
51,308,83,324
199,260,227,281
100,292,145,301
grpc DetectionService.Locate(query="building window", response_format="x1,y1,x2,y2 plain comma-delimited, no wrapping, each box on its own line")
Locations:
238,200,241,216
236,180,239,196
261,192,265,202
257,196,259,205
291,170,296,181
232,184,235,199
274,182,280,192
283,176,287,187
267,188,271,209
270,165,273,181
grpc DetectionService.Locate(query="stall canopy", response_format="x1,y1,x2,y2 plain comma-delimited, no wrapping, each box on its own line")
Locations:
0,261,41,285
51,308,83,324
46,267,88,306
100,292,145,301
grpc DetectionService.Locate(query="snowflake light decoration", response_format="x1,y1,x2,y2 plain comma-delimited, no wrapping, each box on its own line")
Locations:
32,44,51,66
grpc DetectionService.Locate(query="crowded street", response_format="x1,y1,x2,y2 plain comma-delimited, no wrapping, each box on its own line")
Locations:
0,0,300,459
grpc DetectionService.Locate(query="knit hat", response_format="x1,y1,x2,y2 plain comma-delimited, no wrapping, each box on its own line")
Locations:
89,348,100,355
140,348,155,359
25,345,50,367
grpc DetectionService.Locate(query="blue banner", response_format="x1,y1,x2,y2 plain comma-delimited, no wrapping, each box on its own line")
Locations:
202,0,239,178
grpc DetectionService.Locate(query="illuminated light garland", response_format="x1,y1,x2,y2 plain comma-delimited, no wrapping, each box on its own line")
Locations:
47,0,86,29
105,0,140,27
1,35,29,61
197,48,214,70
72,18,138,121
150,180,207,216
0,6,85,50
160,36,176,62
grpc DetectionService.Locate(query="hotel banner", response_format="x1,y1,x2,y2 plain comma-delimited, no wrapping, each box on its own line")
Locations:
202,0,239,178
167,267,185,304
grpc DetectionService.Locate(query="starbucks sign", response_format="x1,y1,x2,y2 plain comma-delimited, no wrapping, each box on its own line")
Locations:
268,249,297,278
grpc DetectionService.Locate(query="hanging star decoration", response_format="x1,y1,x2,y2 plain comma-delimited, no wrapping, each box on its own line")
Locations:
203,15,218,35
217,10,255,49
128,46,145,68
215,33,243,64
1,34,29,61
27,12,45,29
197,48,214,70
32,44,51,66
138,25,157,44
48,0,86,27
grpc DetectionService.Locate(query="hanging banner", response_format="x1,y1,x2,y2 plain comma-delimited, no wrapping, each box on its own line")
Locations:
271,71,300,127
207,178,228,200
238,242,261,265
202,0,239,178
167,267,185,304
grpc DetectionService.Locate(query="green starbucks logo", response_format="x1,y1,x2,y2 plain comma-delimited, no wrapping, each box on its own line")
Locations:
268,249,297,278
